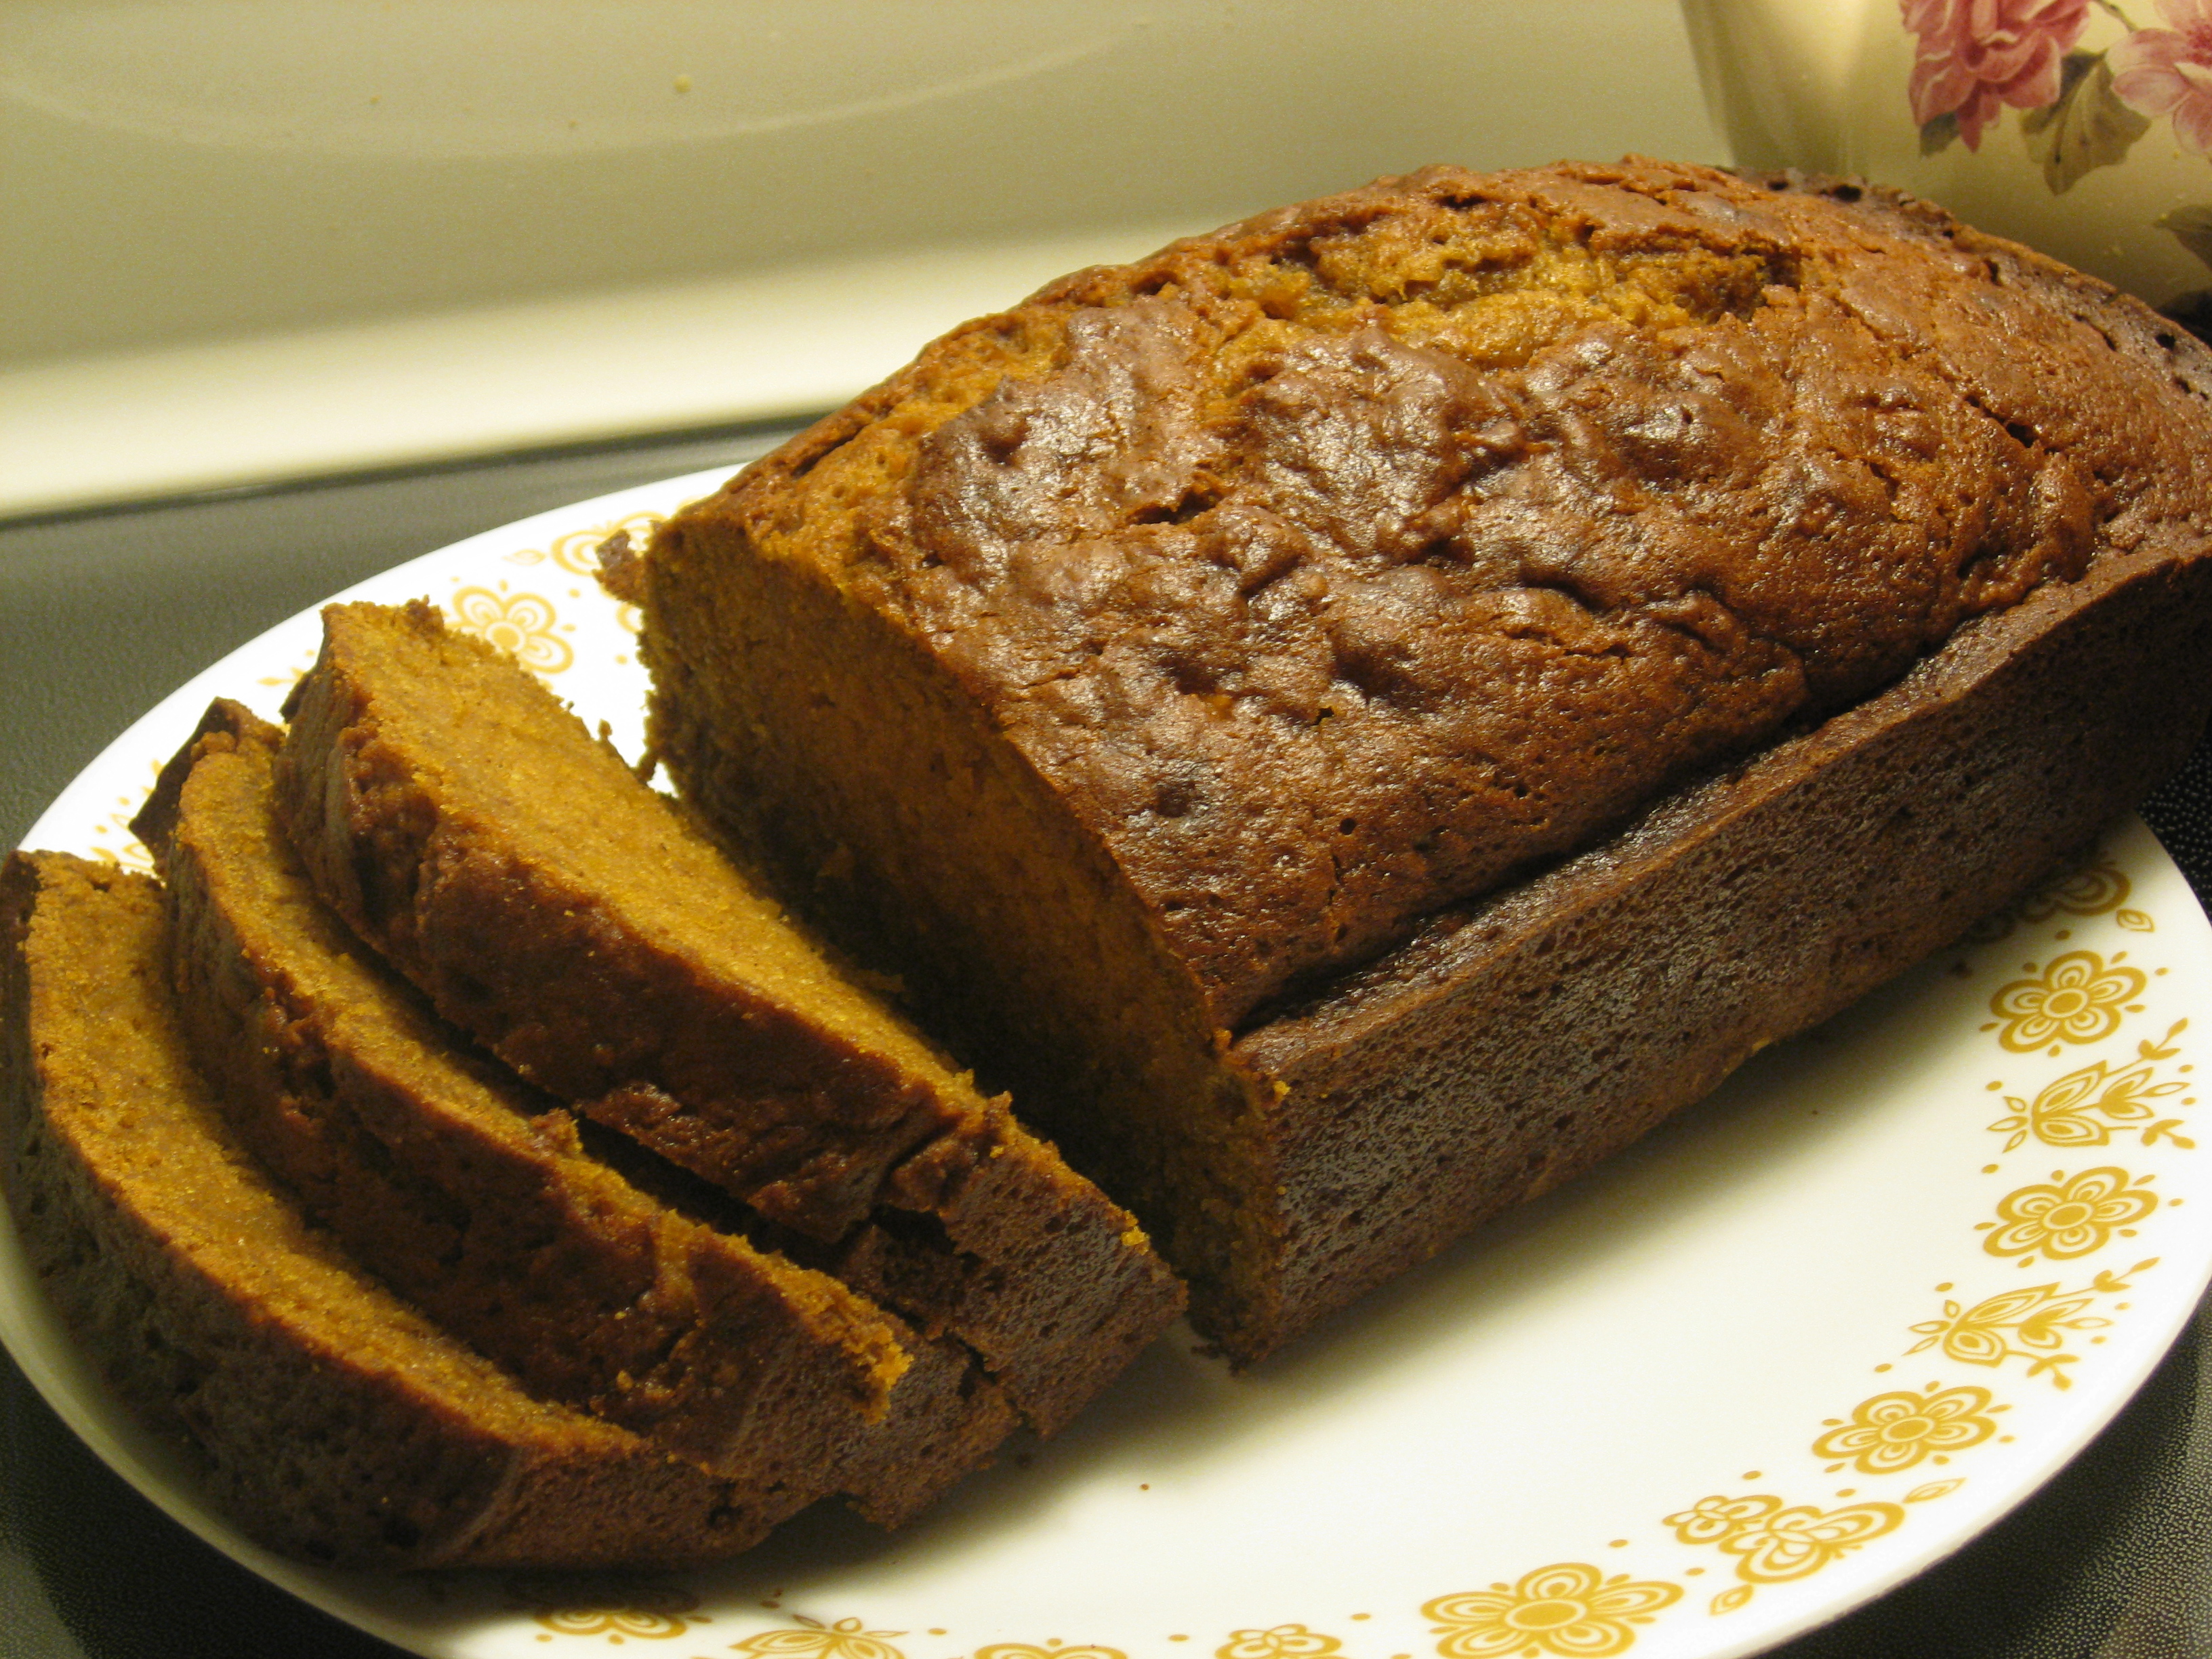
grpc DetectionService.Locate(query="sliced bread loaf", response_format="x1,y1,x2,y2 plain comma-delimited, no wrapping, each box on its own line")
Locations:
1,851,804,1567
275,601,1183,1434
138,700,1015,1521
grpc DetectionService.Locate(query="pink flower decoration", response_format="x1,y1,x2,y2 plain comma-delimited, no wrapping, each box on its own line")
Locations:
1902,0,2091,148
2111,1,2212,154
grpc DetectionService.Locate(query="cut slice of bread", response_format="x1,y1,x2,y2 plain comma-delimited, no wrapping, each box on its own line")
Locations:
0,851,800,1568
138,699,1016,1521
276,601,1182,1434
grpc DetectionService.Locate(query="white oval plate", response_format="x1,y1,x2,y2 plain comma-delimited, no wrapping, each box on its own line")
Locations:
7,470,2212,1659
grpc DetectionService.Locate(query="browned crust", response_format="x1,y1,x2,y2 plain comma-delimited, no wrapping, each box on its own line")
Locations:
275,602,1181,1434
693,157,2212,1025
1241,533,2212,1349
0,851,793,1568
823,1126,1183,1428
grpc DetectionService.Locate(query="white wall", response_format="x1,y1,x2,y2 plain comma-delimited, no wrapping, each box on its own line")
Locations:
0,0,1722,514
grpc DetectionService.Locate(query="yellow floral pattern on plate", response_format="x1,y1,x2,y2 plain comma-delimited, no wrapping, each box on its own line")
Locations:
447,585,574,675
503,1576,705,1641
1984,951,2147,1053
1214,1629,1343,1659
84,766,161,873
1963,853,2152,941
1425,1565,1680,1658
1906,1261,2154,1387
1979,1168,2158,1262
712,1630,1349,1659
729,1616,907,1659
2021,860,2131,924
506,512,665,578
1811,1385,2005,1474
1987,1023,2194,1151
1661,1493,1904,1582
1662,1492,1903,1616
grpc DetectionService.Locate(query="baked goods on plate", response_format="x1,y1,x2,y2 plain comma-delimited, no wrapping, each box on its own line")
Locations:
7,160,2212,1657
11,466,2212,1659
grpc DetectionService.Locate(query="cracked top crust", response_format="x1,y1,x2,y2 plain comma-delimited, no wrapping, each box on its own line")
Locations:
704,157,2212,1025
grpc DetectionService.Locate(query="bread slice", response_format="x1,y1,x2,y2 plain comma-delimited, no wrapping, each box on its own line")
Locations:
623,159,2212,1361
274,600,1182,1435
0,851,811,1568
136,699,1014,1521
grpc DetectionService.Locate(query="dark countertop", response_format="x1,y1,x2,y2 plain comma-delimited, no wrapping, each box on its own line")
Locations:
5,429,2212,1659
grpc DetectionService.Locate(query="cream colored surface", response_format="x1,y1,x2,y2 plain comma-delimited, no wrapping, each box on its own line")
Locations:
0,0,1719,516
0,230,1189,518
1677,0,1871,175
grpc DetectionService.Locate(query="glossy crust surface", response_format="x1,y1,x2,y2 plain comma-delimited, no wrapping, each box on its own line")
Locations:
676,157,2212,1027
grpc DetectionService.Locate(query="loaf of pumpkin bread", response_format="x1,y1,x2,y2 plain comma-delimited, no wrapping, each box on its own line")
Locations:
0,851,817,1568
276,600,1183,1435
621,158,2212,1361
138,700,1016,1521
